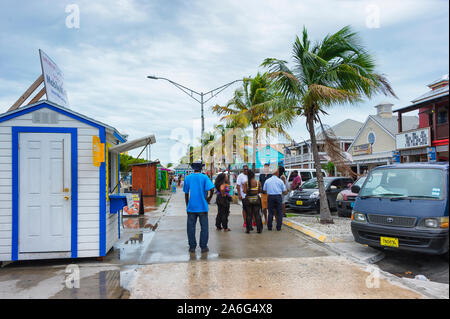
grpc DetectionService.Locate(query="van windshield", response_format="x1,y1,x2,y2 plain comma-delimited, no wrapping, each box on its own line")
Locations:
360,168,445,199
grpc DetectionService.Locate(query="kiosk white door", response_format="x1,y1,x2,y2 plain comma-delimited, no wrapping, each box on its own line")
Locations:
19,133,71,253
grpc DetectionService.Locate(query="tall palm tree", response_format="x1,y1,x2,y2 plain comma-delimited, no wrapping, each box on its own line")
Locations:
262,25,396,224
212,72,296,170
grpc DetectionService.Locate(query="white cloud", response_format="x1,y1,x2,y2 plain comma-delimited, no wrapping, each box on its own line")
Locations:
0,0,448,165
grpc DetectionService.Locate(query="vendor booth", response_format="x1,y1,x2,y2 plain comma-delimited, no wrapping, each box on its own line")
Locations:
0,100,156,262
130,161,159,197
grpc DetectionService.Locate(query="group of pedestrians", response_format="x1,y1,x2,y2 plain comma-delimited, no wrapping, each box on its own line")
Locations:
182,161,297,253
235,164,289,233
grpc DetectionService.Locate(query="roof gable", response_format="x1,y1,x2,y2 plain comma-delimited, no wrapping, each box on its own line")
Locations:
316,119,364,140
348,116,395,152
0,100,126,141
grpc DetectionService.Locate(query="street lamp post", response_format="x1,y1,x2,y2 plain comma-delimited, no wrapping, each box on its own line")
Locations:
147,75,242,162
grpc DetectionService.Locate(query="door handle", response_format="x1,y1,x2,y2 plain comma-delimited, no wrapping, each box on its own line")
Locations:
64,196,70,201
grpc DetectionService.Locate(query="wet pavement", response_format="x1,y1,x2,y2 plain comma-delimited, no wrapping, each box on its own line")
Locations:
0,192,170,299
0,188,434,298
131,256,423,299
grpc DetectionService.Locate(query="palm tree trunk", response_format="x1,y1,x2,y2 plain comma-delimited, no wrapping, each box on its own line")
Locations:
252,126,257,171
307,114,333,224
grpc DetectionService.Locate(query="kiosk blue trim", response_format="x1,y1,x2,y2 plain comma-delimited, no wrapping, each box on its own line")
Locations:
11,126,78,260
99,127,106,256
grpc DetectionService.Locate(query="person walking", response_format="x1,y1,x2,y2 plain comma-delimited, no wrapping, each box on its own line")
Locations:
183,161,215,253
263,166,288,231
214,173,231,232
171,178,177,193
236,165,249,228
259,163,272,225
243,170,263,233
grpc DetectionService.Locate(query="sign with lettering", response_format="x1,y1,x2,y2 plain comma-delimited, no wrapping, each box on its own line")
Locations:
93,136,105,167
39,49,69,107
353,143,372,156
123,192,140,216
123,190,143,216
396,127,431,150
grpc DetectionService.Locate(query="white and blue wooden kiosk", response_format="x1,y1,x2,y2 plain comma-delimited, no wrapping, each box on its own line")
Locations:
0,100,155,262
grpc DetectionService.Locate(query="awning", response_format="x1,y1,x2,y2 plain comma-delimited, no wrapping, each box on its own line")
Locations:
108,134,156,153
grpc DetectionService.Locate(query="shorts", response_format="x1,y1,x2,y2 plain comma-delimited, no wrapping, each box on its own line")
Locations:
261,193,268,210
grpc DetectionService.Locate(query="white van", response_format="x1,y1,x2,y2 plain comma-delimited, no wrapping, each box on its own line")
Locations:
285,168,328,185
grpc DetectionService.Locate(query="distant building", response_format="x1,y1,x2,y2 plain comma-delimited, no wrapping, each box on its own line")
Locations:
348,103,418,173
394,74,449,162
228,144,286,171
174,163,194,175
285,119,363,170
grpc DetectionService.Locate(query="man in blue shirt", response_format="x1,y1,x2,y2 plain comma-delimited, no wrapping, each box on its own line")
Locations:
183,161,215,253
263,166,288,231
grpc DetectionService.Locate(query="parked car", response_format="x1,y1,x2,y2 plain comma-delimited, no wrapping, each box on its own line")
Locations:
336,176,367,217
286,168,328,185
351,162,449,256
286,176,354,213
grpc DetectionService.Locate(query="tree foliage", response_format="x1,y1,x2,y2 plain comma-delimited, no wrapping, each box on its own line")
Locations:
262,25,396,223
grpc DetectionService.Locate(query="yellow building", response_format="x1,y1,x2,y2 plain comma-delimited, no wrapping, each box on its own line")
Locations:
348,103,418,173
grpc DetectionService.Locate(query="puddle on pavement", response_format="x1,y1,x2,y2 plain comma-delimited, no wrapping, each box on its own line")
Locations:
110,196,165,264
122,215,158,230
121,195,166,230
51,269,132,299
143,196,167,213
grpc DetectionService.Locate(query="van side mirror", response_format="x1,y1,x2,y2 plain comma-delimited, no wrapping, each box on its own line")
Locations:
351,185,361,194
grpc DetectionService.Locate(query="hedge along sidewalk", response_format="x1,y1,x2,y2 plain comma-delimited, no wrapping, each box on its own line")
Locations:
283,215,355,243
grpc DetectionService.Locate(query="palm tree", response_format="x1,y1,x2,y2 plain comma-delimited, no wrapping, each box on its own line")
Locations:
262,25,396,224
212,72,296,170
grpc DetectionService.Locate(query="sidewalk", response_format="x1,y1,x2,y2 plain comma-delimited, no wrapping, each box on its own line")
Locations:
128,191,431,299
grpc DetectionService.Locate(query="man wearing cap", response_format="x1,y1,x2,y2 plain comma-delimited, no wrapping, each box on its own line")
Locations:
183,161,215,253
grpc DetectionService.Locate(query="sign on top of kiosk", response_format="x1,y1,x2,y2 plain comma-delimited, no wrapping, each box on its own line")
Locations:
39,49,69,108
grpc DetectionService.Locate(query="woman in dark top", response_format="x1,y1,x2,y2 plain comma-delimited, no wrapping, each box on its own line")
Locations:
214,173,231,231
243,170,263,233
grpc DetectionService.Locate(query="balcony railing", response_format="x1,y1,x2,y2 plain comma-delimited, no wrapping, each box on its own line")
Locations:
285,152,328,165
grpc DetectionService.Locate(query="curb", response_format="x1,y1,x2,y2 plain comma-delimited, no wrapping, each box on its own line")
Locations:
283,217,448,299
283,218,348,243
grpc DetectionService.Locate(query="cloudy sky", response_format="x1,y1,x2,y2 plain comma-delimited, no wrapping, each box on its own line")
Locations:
0,0,448,165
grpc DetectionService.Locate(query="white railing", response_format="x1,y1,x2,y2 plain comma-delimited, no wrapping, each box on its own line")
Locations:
285,152,329,166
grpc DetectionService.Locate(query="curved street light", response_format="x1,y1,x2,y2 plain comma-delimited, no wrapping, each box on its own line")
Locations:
147,75,242,161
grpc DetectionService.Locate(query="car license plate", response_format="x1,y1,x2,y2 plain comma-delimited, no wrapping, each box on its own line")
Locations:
350,202,354,208
380,236,399,248
296,200,303,206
